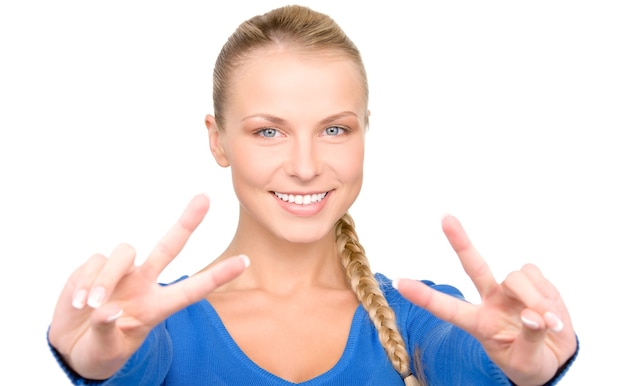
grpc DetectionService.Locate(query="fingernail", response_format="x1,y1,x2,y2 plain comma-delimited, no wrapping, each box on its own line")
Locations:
521,315,540,330
392,278,400,289
544,311,564,333
106,308,124,323
72,289,88,309
239,254,250,268
87,286,106,309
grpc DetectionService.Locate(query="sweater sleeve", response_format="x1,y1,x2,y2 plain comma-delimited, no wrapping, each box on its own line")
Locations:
48,322,173,386
415,314,513,385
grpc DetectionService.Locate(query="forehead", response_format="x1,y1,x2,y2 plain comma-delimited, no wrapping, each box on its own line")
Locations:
224,48,366,121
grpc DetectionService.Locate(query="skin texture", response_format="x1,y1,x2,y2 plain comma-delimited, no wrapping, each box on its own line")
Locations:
48,47,577,385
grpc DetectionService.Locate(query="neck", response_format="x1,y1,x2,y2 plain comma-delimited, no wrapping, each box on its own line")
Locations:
208,215,348,295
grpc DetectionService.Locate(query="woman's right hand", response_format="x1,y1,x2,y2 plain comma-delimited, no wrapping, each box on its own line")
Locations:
48,194,248,380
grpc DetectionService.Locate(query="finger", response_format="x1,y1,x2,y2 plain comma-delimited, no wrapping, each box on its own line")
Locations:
69,253,108,310
49,253,110,349
141,194,210,280
394,278,477,332
502,269,565,333
157,255,249,317
519,308,546,331
90,302,125,326
501,270,548,311
87,243,136,309
442,215,497,295
543,311,565,333
510,308,552,377
520,265,567,333
520,263,562,302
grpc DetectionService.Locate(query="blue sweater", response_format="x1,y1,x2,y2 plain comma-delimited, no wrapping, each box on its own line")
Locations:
50,273,578,385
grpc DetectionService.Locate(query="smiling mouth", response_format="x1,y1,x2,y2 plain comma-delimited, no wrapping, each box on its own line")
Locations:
273,191,328,205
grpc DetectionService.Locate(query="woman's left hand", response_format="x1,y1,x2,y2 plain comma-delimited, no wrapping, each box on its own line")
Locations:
395,215,578,386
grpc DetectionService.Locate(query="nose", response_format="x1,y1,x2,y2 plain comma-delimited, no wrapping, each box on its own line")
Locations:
286,136,321,181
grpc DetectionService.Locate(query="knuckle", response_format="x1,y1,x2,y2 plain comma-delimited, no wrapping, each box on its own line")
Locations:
154,241,174,259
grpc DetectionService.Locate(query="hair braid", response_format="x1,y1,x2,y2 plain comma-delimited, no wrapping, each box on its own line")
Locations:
335,213,423,386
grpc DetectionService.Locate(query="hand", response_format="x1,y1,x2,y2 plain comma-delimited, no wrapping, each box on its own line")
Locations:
395,215,577,386
48,194,248,380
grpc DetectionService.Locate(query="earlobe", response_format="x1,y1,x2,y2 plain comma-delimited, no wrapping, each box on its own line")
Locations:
205,114,230,167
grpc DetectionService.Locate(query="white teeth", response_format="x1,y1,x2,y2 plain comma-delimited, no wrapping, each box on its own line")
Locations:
274,192,327,205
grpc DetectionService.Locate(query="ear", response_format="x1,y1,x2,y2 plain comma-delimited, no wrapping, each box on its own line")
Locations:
205,114,230,167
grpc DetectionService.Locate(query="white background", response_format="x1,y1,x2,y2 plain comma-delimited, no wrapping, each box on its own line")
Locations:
1,1,624,384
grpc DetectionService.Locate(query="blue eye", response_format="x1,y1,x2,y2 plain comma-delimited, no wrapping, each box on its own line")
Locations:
258,128,278,138
325,126,345,136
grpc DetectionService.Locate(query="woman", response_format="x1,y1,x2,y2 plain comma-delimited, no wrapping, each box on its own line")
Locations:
48,5,578,385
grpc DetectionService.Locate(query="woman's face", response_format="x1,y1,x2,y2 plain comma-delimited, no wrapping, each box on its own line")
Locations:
209,49,367,244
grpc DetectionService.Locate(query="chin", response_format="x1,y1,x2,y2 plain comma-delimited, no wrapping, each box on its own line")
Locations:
275,223,335,245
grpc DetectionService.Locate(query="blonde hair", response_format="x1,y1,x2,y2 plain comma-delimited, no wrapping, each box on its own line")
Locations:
212,5,423,385
336,213,424,386
213,5,367,129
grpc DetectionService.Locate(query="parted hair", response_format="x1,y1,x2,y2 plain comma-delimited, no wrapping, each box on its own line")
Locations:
212,5,424,385
212,4,367,129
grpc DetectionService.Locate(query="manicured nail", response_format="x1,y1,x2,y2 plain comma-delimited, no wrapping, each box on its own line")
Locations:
72,289,88,309
239,254,250,268
392,278,400,289
106,308,124,323
87,286,106,309
521,315,540,330
544,311,564,333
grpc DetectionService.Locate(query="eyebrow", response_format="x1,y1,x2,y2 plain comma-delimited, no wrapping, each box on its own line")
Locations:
241,114,287,126
242,111,358,126
319,111,359,125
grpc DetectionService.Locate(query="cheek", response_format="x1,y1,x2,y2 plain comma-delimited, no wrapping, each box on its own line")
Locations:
335,141,365,182
228,143,280,185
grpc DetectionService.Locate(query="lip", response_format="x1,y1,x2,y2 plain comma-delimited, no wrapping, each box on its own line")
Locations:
271,190,331,216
